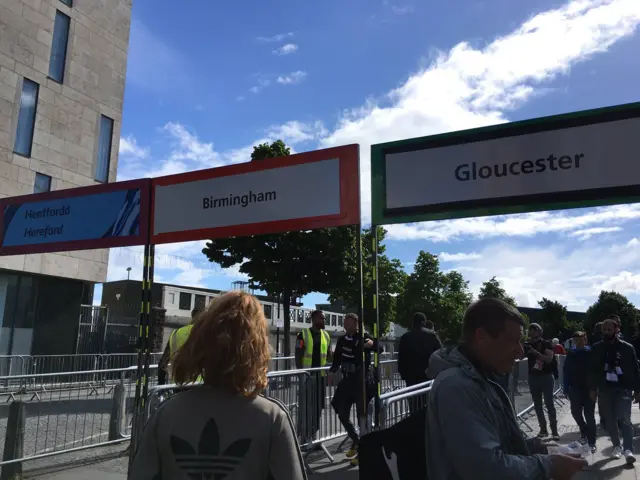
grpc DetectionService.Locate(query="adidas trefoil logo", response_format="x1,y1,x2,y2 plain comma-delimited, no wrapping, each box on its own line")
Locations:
171,417,252,480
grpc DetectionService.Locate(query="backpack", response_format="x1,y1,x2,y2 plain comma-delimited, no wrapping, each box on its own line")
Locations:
358,407,428,480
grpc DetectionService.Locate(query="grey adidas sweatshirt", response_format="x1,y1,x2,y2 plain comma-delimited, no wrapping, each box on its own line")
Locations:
129,385,307,480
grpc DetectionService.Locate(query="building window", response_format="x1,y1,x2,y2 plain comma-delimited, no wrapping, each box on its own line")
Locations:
59,0,72,6
48,11,70,83
34,173,51,194
168,293,175,304
13,79,39,157
194,294,206,310
95,115,113,183
178,292,191,311
264,304,272,320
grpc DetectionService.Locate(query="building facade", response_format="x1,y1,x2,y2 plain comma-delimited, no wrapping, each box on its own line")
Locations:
0,0,131,355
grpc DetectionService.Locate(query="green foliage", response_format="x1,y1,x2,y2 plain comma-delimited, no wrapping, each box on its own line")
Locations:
327,227,407,334
478,276,517,307
201,140,352,357
397,251,472,344
585,290,640,338
537,297,568,339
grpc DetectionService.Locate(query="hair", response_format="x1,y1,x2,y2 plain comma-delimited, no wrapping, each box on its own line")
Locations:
425,320,435,330
594,321,603,330
191,307,203,320
461,298,525,342
172,290,270,398
311,310,324,320
573,331,586,338
344,313,358,322
413,312,427,327
604,314,621,328
528,323,543,333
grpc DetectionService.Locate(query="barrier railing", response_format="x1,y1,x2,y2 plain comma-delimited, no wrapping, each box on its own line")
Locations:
0,353,294,380
0,365,160,473
140,359,401,466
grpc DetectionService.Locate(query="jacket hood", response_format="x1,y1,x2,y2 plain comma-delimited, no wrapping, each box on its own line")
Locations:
427,346,478,379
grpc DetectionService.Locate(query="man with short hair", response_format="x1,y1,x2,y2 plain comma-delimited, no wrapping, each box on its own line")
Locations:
426,298,586,479
329,313,378,466
563,331,596,452
158,307,202,385
398,312,442,414
295,310,332,446
526,323,558,440
589,315,640,463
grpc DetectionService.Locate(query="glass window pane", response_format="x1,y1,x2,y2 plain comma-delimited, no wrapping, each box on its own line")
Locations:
34,173,51,194
59,0,72,6
95,115,113,183
48,11,70,83
179,292,191,310
13,79,39,157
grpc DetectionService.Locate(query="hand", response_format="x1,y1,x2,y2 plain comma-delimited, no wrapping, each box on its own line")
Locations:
549,454,588,480
364,339,374,349
589,390,597,403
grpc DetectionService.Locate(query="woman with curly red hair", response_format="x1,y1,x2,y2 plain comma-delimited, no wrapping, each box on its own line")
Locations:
129,290,306,480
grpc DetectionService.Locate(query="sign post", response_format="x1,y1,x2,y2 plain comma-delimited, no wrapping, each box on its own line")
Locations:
368,101,640,428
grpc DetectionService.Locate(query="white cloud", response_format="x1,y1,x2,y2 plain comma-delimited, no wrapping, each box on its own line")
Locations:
276,71,307,85
391,5,413,15
257,32,294,42
446,236,640,311
439,252,482,262
318,0,640,224
119,135,150,159
273,44,299,55
384,204,640,242
265,121,327,145
568,226,623,240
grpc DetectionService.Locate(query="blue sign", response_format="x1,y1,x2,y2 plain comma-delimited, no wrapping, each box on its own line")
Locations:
2,188,143,251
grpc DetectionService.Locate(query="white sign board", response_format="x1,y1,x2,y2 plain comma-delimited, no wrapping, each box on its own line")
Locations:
384,117,640,211
153,159,341,239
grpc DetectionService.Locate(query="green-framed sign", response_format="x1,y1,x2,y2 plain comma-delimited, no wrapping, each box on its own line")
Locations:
370,102,640,225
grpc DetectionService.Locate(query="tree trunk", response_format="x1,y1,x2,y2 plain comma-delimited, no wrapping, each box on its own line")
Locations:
282,288,292,369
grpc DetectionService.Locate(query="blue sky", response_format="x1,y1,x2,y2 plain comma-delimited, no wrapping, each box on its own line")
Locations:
100,0,640,313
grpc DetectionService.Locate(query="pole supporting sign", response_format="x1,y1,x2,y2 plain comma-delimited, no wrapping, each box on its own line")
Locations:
151,145,360,244
0,179,151,256
371,102,640,225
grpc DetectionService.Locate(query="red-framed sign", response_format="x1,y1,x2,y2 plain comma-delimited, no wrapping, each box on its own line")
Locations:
151,145,360,244
0,179,151,256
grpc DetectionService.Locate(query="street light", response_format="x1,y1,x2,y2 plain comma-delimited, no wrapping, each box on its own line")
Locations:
126,267,131,280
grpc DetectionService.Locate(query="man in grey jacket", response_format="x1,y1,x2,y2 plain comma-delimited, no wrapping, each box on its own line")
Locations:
426,298,587,480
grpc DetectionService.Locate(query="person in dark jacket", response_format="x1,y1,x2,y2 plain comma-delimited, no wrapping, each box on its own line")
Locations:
589,315,640,464
562,331,596,452
425,298,587,480
398,312,442,414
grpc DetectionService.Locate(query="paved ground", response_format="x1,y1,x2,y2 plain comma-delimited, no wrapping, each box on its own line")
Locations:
20,391,640,479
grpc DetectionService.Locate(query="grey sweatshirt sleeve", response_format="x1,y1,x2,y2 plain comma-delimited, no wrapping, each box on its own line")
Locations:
128,411,161,480
432,377,552,480
269,406,308,480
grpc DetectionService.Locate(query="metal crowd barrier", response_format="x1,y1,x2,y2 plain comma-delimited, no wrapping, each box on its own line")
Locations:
0,364,160,470
142,359,402,464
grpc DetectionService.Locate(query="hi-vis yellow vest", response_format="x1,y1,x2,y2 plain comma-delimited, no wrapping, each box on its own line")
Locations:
169,325,202,382
301,328,330,376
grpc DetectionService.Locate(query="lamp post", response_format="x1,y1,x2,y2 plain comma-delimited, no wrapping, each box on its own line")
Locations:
126,267,131,280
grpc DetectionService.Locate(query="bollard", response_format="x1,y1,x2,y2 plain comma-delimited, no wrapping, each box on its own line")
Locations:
108,379,126,441
1,401,26,480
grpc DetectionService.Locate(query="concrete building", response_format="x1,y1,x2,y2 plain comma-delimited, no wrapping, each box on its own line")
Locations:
100,280,350,356
0,0,131,356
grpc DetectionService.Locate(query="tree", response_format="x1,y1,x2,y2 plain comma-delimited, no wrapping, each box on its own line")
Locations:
585,290,640,338
537,298,568,340
396,251,473,343
326,227,406,334
478,277,517,307
201,140,353,358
